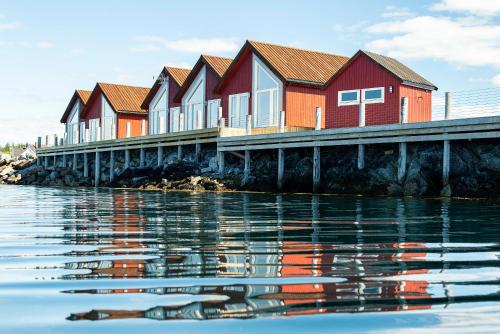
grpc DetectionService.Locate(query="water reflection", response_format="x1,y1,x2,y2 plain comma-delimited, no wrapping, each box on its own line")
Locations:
1,186,500,328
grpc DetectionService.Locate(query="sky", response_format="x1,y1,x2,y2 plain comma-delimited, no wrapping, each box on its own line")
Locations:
0,0,499,144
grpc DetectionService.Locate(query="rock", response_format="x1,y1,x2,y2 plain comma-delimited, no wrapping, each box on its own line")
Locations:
0,166,14,176
440,185,452,197
6,173,21,184
479,153,500,173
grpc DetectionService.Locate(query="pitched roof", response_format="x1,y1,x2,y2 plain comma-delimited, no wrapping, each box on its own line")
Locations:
141,66,191,109
82,83,150,117
216,40,350,91
174,54,233,102
60,89,92,123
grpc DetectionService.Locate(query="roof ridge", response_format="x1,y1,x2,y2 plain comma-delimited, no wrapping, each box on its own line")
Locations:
164,65,191,71
97,82,150,90
201,54,234,61
248,39,349,59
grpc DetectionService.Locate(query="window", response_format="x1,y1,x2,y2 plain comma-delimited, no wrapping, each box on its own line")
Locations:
101,98,115,140
169,107,180,132
183,67,205,131
126,121,131,138
362,87,384,104
338,89,360,106
207,99,220,128
150,87,167,134
89,119,100,142
253,56,280,128
229,93,249,128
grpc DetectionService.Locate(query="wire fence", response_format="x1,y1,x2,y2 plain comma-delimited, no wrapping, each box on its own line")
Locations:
432,87,500,121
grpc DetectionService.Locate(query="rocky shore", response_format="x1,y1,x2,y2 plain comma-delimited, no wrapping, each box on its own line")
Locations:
2,139,500,198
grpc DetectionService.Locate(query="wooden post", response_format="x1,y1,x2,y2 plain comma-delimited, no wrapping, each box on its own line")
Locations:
195,143,200,163
279,110,285,133
94,151,101,186
443,140,450,185
53,155,57,168
124,149,130,169
218,151,225,174
313,146,320,193
45,135,49,147
359,102,365,127
244,150,251,178
157,145,163,167
37,136,42,148
246,114,252,135
83,153,88,177
62,154,67,168
59,138,64,146
72,153,77,171
109,150,115,183
140,148,145,167
357,144,365,170
54,134,58,146
397,142,407,184
44,156,48,169
315,107,322,130
178,145,183,161
445,92,452,120
36,157,40,166
401,97,409,124
277,148,284,190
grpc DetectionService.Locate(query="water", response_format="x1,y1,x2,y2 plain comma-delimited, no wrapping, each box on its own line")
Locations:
0,185,499,333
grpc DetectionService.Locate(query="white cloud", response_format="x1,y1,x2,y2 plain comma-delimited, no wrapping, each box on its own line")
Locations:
492,74,500,86
131,36,240,54
36,41,53,49
0,21,21,30
365,16,500,68
381,6,413,18
431,0,500,16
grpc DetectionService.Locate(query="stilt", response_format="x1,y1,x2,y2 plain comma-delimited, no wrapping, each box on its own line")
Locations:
443,140,450,186
62,154,67,168
109,150,115,183
94,151,101,186
157,146,163,167
195,143,200,163
277,148,284,190
218,151,225,174
397,142,407,184
357,144,365,170
140,148,145,168
178,145,183,161
44,156,48,169
83,153,88,178
53,155,57,169
244,150,251,179
313,146,320,193
124,149,130,169
72,153,77,171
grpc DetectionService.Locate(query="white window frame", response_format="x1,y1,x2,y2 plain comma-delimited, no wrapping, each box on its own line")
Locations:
207,99,221,128
169,107,181,133
149,80,168,135
101,96,116,140
125,121,131,138
252,55,282,128
89,118,100,142
362,87,384,104
229,92,250,128
182,66,206,131
79,122,85,143
338,89,360,106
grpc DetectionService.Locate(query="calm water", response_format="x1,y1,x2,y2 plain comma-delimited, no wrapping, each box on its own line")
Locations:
0,186,499,333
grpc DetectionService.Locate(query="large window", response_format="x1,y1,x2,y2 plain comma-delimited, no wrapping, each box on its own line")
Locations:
253,57,280,128
150,85,167,135
101,98,115,140
67,103,79,144
183,67,205,131
362,87,384,104
207,99,220,128
338,87,385,106
229,93,249,128
89,119,100,142
169,107,180,132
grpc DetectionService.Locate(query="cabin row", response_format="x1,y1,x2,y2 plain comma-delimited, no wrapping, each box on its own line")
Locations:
60,40,437,143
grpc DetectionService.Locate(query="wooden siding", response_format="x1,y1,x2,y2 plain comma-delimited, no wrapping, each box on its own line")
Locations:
284,84,326,128
324,54,401,128
117,114,148,139
218,50,253,124
400,84,432,123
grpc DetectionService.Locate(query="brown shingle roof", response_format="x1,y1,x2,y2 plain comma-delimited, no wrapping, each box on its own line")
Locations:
361,51,437,90
97,82,150,113
141,66,191,109
249,40,349,85
60,89,92,123
174,54,233,102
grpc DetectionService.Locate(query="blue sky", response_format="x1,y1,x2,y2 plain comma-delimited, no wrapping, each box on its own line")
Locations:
0,0,499,144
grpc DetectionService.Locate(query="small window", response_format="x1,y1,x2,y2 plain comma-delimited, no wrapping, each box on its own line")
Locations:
338,90,360,106
362,87,384,104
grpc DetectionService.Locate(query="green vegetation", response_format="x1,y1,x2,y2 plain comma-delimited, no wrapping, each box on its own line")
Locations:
0,143,24,154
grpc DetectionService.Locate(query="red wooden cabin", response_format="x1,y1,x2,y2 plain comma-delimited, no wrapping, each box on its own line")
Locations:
60,89,91,144
141,66,191,135
80,83,150,141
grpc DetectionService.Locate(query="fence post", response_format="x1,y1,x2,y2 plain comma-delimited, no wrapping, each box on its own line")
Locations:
54,134,58,146
401,97,409,123
59,138,64,146
315,107,322,130
279,110,285,133
45,135,49,147
37,137,42,148
359,102,365,127
246,114,252,135
445,92,452,120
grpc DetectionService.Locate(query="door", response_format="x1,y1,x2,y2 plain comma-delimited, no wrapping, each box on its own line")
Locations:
170,107,180,132
229,93,249,128
207,99,220,128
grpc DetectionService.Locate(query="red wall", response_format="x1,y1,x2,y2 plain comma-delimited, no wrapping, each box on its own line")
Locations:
217,50,253,125
81,93,102,128
400,85,432,123
284,84,326,128
117,114,148,138
324,55,401,128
